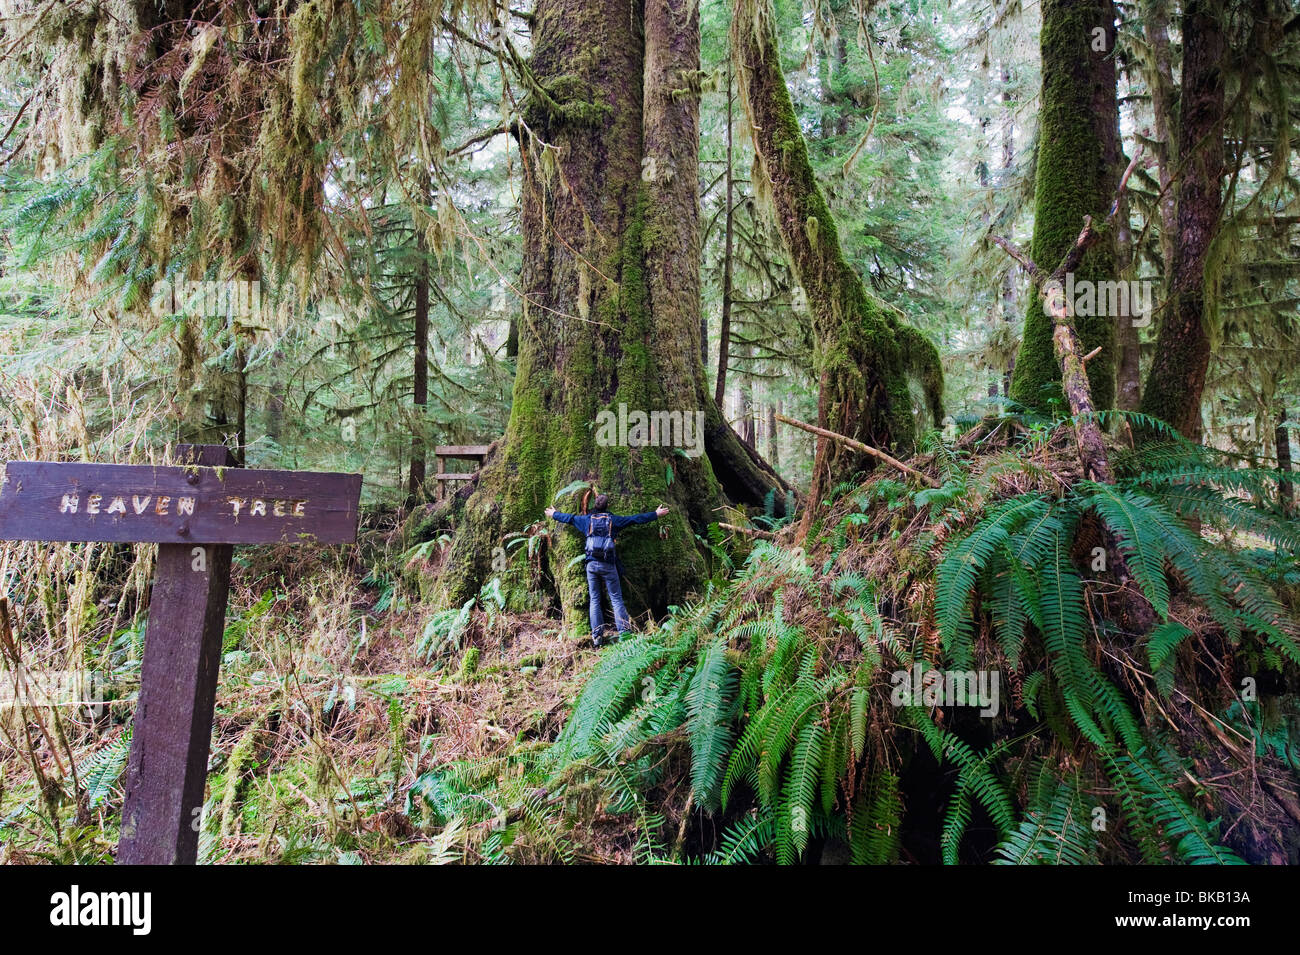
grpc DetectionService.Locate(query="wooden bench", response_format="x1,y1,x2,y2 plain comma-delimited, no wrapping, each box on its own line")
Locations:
434,444,490,500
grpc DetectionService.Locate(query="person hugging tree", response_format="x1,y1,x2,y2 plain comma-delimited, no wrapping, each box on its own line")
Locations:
544,494,670,647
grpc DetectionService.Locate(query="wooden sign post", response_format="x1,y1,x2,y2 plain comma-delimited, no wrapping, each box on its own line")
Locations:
0,445,362,864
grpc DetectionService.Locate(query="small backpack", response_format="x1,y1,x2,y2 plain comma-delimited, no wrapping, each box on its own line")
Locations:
585,512,616,562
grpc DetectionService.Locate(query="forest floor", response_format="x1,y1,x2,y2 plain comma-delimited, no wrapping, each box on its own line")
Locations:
2,420,1298,864
0,535,612,864
194,547,607,865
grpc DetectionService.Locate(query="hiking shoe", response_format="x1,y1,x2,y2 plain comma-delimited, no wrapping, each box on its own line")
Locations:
592,633,605,648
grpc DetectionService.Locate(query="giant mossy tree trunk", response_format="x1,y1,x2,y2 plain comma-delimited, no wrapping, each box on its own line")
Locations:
730,0,942,532
1009,0,1122,414
433,0,784,626
1139,0,1226,441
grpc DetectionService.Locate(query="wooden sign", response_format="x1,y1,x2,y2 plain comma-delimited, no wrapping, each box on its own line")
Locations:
0,446,362,865
0,461,360,544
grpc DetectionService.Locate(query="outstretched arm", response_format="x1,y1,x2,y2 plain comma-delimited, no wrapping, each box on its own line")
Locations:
545,506,575,525
611,505,670,530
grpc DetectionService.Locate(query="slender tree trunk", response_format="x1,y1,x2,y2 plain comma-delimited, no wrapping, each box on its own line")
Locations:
409,176,431,502
739,347,755,446
1000,65,1017,397
766,398,780,470
407,240,430,499
1010,0,1121,413
1278,410,1294,508
1140,0,1225,440
731,0,941,533
978,96,998,398
235,342,247,464
1114,189,1142,411
265,348,286,446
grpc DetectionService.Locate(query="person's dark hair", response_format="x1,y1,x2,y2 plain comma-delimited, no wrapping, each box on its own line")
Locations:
592,493,610,511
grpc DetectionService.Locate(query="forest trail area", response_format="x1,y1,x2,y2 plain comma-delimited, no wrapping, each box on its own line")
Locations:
0,0,1297,887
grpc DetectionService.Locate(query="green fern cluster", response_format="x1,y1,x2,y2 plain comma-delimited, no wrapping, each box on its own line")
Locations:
518,542,911,863
405,416,1298,864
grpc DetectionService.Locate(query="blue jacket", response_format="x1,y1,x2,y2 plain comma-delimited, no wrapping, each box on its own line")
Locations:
549,510,660,534
549,509,661,570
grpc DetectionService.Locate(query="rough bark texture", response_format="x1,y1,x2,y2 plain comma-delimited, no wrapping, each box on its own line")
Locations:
645,0,786,513
1054,313,1113,483
731,0,941,533
431,0,784,627
997,63,1017,398
1141,0,1178,276
993,213,1121,484
1279,411,1294,508
766,399,779,469
408,205,431,501
1114,190,1143,412
1139,0,1225,440
715,64,736,406
1010,0,1120,413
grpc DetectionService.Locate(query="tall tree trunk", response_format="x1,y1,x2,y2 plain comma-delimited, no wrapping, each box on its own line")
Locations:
715,63,736,405
767,398,780,470
1141,0,1178,276
235,342,247,464
731,0,941,534
1000,65,1017,397
1114,189,1142,411
978,91,998,398
434,0,784,623
1140,0,1225,440
265,349,286,445
739,347,755,446
1010,0,1121,413
409,178,431,502
1278,410,1294,509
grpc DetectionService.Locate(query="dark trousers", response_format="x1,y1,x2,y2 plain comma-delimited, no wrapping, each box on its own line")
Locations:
586,559,631,636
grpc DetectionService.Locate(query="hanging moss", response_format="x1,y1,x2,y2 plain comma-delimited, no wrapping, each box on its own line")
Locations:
732,0,943,524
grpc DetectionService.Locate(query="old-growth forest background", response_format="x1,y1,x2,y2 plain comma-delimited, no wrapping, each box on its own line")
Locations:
0,0,1298,864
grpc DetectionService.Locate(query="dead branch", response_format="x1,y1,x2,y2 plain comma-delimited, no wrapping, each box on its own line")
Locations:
718,522,776,540
986,148,1145,484
775,414,941,487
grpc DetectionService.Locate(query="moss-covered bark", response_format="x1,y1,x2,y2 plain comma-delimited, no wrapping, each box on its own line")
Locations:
730,0,942,530
1139,0,1225,440
1010,0,1121,414
433,0,785,628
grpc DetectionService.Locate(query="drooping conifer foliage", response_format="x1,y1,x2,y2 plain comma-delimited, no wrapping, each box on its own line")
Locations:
0,0,1296,866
